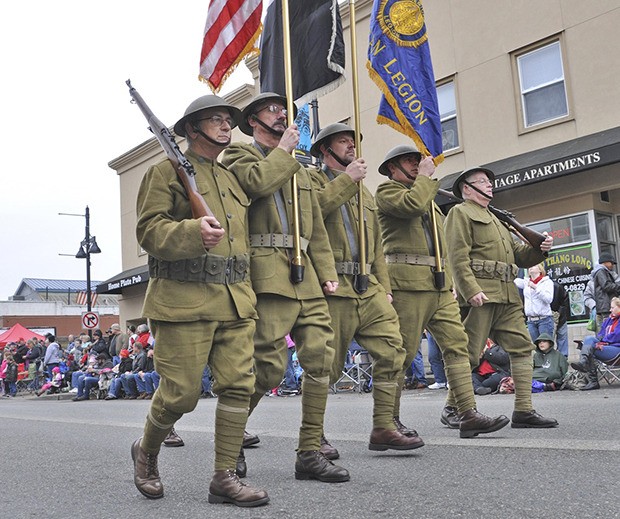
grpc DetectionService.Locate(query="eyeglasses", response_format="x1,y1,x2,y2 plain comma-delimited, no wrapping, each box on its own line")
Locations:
256,104,287,117
196,115,236,128
467,178,493,186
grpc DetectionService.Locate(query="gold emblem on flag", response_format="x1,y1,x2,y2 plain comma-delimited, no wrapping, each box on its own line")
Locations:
379,0,428,47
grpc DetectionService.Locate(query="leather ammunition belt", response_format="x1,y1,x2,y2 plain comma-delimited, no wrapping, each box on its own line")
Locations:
148,253,249,284
335,261,372,275
470,259,518,282
249,233,309,251
385,253,444,268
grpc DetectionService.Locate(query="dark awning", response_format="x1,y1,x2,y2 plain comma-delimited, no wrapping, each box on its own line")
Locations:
439,125,620,194
96,265,149,294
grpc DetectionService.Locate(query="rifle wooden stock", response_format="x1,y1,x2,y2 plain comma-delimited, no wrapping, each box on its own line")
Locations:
126,80,215,220
437,188,547,252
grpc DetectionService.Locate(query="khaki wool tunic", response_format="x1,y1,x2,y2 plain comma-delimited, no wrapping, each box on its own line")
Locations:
136,149,257,322
222,142,338,294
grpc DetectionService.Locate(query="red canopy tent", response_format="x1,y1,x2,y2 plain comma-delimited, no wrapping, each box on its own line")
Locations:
0,323,46,347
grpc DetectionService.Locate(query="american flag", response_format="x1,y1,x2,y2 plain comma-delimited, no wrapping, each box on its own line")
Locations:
199,0,264,92
76,291,98,307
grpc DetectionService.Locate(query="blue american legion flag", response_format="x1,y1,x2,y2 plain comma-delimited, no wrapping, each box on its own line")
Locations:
367,0,444,163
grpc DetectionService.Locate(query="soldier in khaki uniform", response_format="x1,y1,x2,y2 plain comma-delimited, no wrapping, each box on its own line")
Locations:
131,96,269,507
309,124,423,451
222,93,349,483
375,145,510,438
445,167,558,428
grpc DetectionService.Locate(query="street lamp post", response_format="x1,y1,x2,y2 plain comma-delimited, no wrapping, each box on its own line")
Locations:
74,206,102,313
59,206,102,318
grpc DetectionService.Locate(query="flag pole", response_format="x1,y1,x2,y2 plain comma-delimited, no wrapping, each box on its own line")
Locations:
348,0,368,293
281,0,304,283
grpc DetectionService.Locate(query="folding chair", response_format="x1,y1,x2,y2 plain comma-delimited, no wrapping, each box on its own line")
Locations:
595,358,620,385
332,344,373,394
573,339,620,386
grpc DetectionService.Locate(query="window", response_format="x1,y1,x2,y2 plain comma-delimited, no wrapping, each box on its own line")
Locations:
596,212,617,260
517,41,568,128
437,81,459,152
530,213,590,248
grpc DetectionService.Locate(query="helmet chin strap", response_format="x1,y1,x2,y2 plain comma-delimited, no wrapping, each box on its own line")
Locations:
463,180,493,200
393,160,416,181
326,147,351,169
192,126,230,147
250,114,284,137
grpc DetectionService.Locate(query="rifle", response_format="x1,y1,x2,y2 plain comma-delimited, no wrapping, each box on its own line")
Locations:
126,80,215,220
437,188,547,252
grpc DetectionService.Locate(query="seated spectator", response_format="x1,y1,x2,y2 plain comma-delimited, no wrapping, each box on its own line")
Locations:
89,329,110,359
120,342,147,399
36,366,64,396
134,323,153,350
69,350,97,393
571,296,620,390
105,349,133,400
135,348,155,399
72,353,113,401
143,369,160,398
472,339,511,395
532,333,568,391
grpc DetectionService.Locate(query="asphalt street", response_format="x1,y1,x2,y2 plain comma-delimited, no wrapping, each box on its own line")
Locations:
1,384,618,519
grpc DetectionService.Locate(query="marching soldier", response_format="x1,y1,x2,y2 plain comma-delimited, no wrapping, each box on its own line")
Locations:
444,166,558,428
221,93,349,483
375,145,509,438
309,124,423,451
132,95,268,507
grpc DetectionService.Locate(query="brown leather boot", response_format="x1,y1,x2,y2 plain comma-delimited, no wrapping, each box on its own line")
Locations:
368,428,425,451
295,450,350,482
207,469,269,507
131,438,163,499
236,448,247,478
458,409,510,438
242,430,260,448
393,416,419,437
319,435,339,460
440,406,460,429
162,427,184,447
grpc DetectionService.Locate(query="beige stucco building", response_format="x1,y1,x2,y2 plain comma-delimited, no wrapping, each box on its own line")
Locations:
104,0,620,350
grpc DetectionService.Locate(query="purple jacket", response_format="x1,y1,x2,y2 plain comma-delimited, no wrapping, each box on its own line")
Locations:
597,314,620,346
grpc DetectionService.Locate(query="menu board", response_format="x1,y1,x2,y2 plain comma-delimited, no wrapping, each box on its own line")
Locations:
544,244,593,323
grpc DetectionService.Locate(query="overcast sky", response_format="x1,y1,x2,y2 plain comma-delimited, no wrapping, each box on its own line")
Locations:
0,1,252,300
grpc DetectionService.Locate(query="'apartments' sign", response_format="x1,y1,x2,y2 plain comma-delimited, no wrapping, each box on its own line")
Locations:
492,142,620,192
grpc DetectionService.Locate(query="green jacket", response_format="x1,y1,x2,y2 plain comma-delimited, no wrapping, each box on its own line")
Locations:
136,150,257,322
222,142,337,299
375,176,452,292
309,166,391,298
532,346,569,384
444,200,545,306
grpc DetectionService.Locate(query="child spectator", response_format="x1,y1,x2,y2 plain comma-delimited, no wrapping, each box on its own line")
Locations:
2,352,19,397
532,333,568,391
36,366,64,396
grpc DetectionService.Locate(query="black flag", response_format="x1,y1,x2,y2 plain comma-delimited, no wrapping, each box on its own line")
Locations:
259,0,345,105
